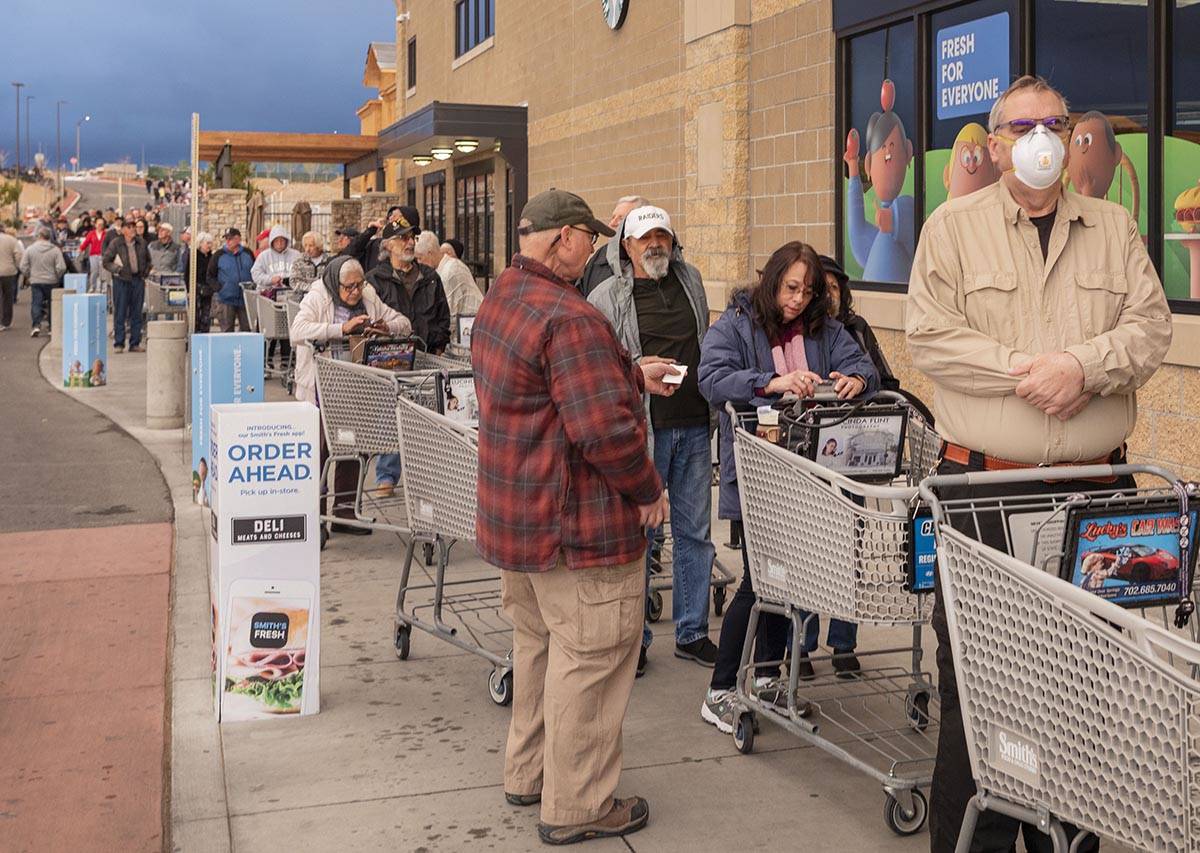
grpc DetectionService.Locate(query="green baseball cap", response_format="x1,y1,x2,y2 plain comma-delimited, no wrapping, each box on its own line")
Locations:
518,189,615,238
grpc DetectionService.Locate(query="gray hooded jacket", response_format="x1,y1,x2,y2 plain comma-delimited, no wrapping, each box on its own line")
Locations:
588,220,712,452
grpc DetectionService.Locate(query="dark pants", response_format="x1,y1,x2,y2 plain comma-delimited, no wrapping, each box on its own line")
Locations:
318,428,362,521
0,274,16,327
194,295,212,334
112,276,145,347
30,283,55,330
710,519,791,691
215,301,250,333
929,456,1130,853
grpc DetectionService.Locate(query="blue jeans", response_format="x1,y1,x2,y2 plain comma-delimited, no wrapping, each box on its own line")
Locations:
30,284,54,329
376,453,400,486
113,277,144,347
798,613,858,654
644,424,715,648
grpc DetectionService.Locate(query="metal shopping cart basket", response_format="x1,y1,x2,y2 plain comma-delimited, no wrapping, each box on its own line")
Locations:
726,390,943,836
257,292,290,381
313,352,441,543
394,395,513,706
919,464,1200,853
240,282,259,331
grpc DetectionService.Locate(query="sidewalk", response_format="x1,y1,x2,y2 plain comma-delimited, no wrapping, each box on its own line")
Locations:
1,331,172,852
34,336,962,853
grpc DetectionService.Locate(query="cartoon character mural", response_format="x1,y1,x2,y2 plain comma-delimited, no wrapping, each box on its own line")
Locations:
1066,111,1139,221
943,122,1001,199
844,79,915,284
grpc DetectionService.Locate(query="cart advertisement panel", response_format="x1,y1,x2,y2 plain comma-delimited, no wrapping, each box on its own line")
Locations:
191,333,264,505
805,408,908,480
209,402,321,721
62,293,107,388
1061,501,1199,609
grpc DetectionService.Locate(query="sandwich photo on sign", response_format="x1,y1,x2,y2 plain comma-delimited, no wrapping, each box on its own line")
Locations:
1061,499,1199,609
222,580,314,718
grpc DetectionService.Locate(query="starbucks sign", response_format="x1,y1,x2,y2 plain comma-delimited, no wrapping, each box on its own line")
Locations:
602,0,628,30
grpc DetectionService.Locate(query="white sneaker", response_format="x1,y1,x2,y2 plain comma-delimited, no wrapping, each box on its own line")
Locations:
700,689,736,733
0,324,8,331
30,327,39,337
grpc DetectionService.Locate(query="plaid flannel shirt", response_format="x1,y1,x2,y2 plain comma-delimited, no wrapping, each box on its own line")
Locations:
472,254,662,572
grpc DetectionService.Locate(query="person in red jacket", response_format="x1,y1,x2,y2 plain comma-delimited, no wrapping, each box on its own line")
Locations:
473,189,680,846
77,217,107,293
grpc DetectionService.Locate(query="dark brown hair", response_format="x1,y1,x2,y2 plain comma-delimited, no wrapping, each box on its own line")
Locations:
750,241,828,342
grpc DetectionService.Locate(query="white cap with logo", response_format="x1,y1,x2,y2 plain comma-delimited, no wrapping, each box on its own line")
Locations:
623,205,674,240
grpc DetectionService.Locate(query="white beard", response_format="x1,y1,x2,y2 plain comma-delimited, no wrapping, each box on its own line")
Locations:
642,251,669,280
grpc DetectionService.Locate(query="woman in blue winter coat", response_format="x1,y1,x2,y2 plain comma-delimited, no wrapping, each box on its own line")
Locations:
697,240,878,734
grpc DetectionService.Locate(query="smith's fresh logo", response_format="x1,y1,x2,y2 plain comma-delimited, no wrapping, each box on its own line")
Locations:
250,612,289,649
989,724,1041,786
227,441,313,483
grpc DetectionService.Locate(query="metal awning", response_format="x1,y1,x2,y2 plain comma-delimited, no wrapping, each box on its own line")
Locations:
359,101,529,217
198,131,378,164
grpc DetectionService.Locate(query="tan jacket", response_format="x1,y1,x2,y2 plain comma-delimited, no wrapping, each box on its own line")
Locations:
907,180,1171,464
0,232,23,277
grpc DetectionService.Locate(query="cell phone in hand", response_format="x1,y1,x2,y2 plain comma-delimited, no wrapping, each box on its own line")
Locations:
662,365,688,385
813,380,839,401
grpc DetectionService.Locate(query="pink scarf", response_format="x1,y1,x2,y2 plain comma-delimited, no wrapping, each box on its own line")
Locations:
771,327,808,375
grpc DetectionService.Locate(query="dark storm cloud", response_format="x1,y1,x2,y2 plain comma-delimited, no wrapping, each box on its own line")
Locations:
3,0,394,167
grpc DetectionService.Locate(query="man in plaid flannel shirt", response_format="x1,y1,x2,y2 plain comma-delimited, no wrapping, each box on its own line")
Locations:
472,189,679,846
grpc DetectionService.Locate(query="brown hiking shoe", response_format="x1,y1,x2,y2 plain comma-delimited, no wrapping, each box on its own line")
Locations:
537,796,649,845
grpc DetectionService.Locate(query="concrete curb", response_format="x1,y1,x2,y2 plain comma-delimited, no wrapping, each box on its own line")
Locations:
38,343,233,853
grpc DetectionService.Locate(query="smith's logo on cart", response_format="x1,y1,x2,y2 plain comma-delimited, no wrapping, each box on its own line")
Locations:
989,724,1041,786
250,612,289,648
232,515,307,544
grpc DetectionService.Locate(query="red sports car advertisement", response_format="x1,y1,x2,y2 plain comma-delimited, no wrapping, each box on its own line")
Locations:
1062,502,1198,609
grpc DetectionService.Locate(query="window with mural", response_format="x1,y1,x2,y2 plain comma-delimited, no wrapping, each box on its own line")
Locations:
841,20,916,285
925,0,1016,219
1167,0,1200,301
1036,0,1148,257
836,0,1198,309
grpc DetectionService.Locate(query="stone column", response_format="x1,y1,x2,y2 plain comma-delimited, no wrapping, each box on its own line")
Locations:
683,0,752,317
201,189,247,242
359,193,403,229
330,199,362,248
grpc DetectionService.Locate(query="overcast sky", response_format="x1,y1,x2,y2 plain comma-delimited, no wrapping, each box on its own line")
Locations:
3,0,394,168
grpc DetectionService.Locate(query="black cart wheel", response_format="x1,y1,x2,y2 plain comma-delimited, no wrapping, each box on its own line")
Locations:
905,690,931,732
733,712,755,754
394,623,411,660
713,586,727,617
646,590,664,622
883,790,928,836
488,669,513,706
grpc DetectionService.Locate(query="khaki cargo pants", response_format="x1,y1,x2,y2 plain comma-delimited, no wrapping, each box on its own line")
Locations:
500,555,643,826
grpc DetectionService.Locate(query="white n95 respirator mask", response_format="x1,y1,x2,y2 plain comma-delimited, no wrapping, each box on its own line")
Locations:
1009,124,1066,190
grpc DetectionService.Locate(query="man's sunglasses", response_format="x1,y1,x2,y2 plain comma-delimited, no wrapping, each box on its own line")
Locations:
994,115,1071,137
569,225,599,246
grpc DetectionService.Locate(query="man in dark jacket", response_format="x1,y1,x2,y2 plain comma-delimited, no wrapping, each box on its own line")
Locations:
205,228,255,332
366,213,450,353
366,209,450,497
102,220,152,352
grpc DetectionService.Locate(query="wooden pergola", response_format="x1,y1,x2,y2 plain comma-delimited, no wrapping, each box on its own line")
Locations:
199,131,380,195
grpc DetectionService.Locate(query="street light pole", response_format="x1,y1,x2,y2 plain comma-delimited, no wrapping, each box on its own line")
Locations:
25,95,33,173
56,99,67,199
12,82,25,173
75,115,90,172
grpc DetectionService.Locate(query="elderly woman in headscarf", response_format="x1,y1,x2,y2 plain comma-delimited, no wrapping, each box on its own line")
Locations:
290,256,412,536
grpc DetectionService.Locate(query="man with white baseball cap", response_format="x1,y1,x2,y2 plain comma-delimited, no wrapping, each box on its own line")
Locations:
590,206,716,676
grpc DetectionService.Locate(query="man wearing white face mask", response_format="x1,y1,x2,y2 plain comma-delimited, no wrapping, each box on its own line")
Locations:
908,75,1171,853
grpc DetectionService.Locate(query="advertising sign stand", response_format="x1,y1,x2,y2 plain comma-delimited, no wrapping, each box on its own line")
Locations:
61,292,108,387
191,333,264,504
209,402,321,722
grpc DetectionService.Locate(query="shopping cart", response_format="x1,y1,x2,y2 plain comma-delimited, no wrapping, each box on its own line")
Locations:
444,342,472,365
240,282,259,331
394,395,513,705
145,272,188,320
257,292,290,381
282,293,304,395
646,523,737,619
726,390,942,836
919,465,1200,853
313,353,441,542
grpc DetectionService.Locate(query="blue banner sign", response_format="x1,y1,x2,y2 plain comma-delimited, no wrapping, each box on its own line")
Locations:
935,12,1009,121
